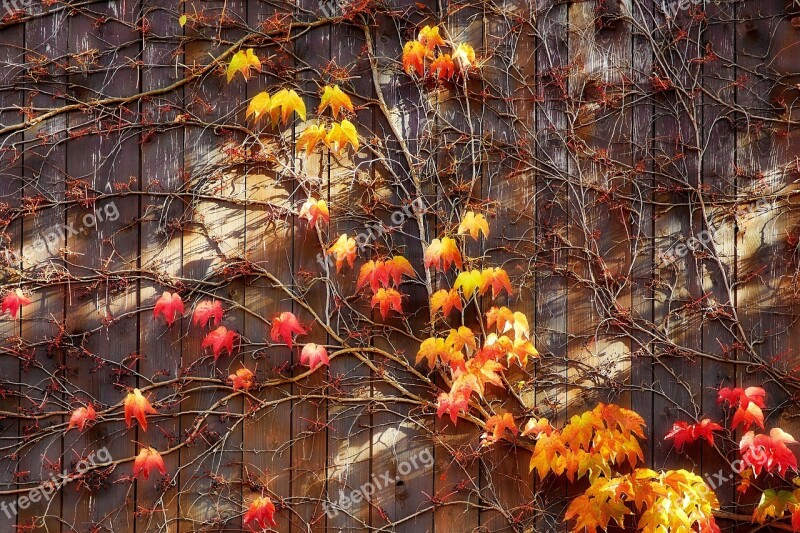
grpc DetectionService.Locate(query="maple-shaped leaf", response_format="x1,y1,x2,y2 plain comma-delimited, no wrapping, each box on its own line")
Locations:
202,326,237,361
732,401,765,431
270,311,305,349
458,211,490,240
596,403,646,439
1,289,31,319
326,119,359,153
740,428,798,476
300,343,330,371
357,257,415,292
318,85,354,118
437,386,471,425
371,288,403,319
429,54,455,79
244,496,277,530
416,337,448,369
192,299,224,328
386,256,416,286
452,43,476,71
752,489,799,525
480,267,513,298
430,288,462,317
270,88,307,125
402,40,426,76
299,198,329,228
153,291,185,326
424,237,462,271
522,417,553,437
506,337,539,366
454,269,483,298
227,48,261,82
68,403,97,432
229,368,255,391
124,388,158,432
133,446,167,480
486,306,529,339
461,356,505,396
665,419,724,451
719,386,767,430
446,326,477,355
564,477,632,532
296,124,328,154
529,430,567,478
418,25,446,51
246,91,272,120
481,412,519,445
326,234,357,272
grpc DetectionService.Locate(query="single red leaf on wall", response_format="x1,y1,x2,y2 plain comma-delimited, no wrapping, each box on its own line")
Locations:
124,388,158,432
300,343,330,371
192,299,224,328
244,496,277,529
665,419,723,450
371,288,403,319
68,403,97,432
133,446,167,480
202,326,237,361
270,311,305,349
153,291,184,326
1,289,30,319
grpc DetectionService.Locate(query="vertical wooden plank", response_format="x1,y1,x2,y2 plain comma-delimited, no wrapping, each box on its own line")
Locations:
16,2,68,530
179,0,247,528
138,0,185,530
62,2,142,531
534,0,569,529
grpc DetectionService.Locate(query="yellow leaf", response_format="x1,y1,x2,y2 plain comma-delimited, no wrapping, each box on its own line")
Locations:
318,85,354,118
452,43,476,71
246,91,271,120
418,25,446,51
269,88,306,125
296,124,328,154
457,210,489,240
227,48,261,83
454,269,483,298
179,14,187,27
326,119,359,153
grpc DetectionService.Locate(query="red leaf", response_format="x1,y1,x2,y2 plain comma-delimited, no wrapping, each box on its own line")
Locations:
133,446,167,480
482,412,519,445
124,388,158,432
719,385,767,431
67,403,96,432
270,311,305,349
192,300,224,328
244,496,277,529
664,419,723,451
740,428,798,476
300,343,330,371
436,386,471,425
153,291,184,326
202,326,238,361
1,289,31,319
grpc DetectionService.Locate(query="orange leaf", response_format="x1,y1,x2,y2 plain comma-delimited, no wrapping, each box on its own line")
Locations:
424,237,462,271
480,267,512,298
318,85,354,118
299,198,329,228
244,496,277,529
437,386,471,425
371,287,403,319
482,412,518,445
430,288,462,316
268,88,306,125
68,404,96,432
326,119,359,153
418,25,446,51
416,337,448,369
124,388,158,432
134,446,167,480
228,368,255,391
452,43,476,71
227,48,261,82
522,417,553,437
270,311,305,349
429,54,455,79
202,325,238,361
402,40,426,76
246,91,272,120
296,124,328,154
326,234,357,272
153,291,184,326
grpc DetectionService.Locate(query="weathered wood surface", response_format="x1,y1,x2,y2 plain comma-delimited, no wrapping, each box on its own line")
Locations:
1,0,800,531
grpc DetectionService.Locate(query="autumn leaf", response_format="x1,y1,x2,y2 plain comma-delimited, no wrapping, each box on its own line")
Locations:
446,326,477,355
244,496,277,530
522,417,553,438
326,119,359,153
664,419,723,451
458,211,490,240
436,386,471,425
452,43,476,71
270,311,305,349
358,257,416,292
134,447,167,480
371,288,403,319
202,326,237,361
416,337,448,369
1,289,30,319
124,388,158,432
153,291,184,326
460,356,505,396
719,385,767,430
752,489,799,525
246,91,272,120
430,288,462,317
192,299,224,329
326,233,357,272
296,124,328,154
227,48,261,82
486,306,529,339
482,412,519,445
299,198,329,228
424,237,462,271
229,368,255,391
480,267,513,298
454,269,483,298
740,428,798,476
429,54,455,79
68,404,96,432
268,88,306,125
402,40,427,76
318,85,354,118
300,343,330,371
418,25,446,51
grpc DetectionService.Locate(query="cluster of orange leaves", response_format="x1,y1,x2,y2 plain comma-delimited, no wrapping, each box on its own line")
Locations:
402,25,476,80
